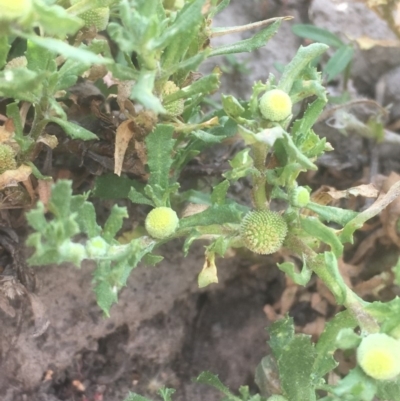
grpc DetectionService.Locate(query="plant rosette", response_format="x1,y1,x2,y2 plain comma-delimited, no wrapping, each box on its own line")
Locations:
240,210,288,255
259,89,292,122
357,333,400,380
145,207,179,239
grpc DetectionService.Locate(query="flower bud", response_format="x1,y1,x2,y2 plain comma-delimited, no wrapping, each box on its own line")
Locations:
162,81,184,117
240,210,287,255
0,144,17,174
259,89,292,122
357,333,400,380
145,207,179,239
0,0,32,20
290,186,310,208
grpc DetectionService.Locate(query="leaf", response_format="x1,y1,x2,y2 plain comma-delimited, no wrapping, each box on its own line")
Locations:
21,34,109,64
0,36,10,69
114,120,136,176
292,24,344,47
305,203,358,226
278,258,312,286
102,205,128,242
355,35,400,50
221,94,245,118
180,204,243,228
209,20,281,57
301,216,343,257
376,378,400,401
198,251,218,288
292,98,327,136
49,117,98,140
32,1,84,36
195,372,241,401
146,124,175,201
94,278,118,318
314,311,358,377
0,165,32,190
211,180,230,205
93,174,147,200
223,148,253,181
131,70,165,113
278,43,329,93
324,45,354,82
75,202,102,238
149,0,204,50
269,317,317,401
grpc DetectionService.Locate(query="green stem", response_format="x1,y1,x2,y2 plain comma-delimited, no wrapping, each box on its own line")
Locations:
285,234,379,333
251,142,268,210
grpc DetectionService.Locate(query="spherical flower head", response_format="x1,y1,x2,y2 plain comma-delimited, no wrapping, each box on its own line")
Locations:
0,144,17,174
145,207,179,239
80,7,110,31
357,333,400,380
86,236,108,258
291,186,310,207
240,210,288,255
259,89,292,122
0,0,32,20
162,81,184,117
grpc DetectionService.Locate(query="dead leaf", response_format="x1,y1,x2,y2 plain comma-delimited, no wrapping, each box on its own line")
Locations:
280,285,298,315
114,120,136,176
355,35,400,50
0,165,32,190
327,184,379,200
38,134,59,149
37,179,54,208
27,292,49,338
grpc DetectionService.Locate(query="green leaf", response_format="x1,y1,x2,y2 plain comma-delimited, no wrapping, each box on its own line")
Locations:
163,73,220,103
149,0,204,51
211,180,230,205
292,24,344,48
292,98,327,137
278,43,329,93
94,277,118,318
278,258,312,286
221,94,245,118
158,387,175,401
146,124,175,202
392,257,400,287
142,253,164,266
33,1,84,37
75,202,102,238
102,205,128,242
210,20,281,57
324,45,354,82
25,39,55,73
0,36,10,69
269,317,317,401
21,34,109,64
49,117,98,140
123,393,152,401
209,0,230,18
56,58,91,91
6,102,34,152
131,70,165,113
280,132,317,171
195,372,241,401
0,68,44,102
314,311,358,377
129,186,155,206
300,216,343,257
180,204,243,228
305,202,358,226
48,180,72,219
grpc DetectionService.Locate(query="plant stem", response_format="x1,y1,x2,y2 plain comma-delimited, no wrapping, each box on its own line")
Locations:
251,142,268,210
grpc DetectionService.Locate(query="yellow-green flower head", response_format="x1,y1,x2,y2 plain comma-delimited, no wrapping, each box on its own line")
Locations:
162,81,184,117
145,207,179,239
0,0,32,20
0,144,17,174
259,89,292,122
240,210,288,255
357,333,400,380
290,186,310,208
80,7,109,31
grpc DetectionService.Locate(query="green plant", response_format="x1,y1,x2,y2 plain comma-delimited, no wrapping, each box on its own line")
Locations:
2,1,400,400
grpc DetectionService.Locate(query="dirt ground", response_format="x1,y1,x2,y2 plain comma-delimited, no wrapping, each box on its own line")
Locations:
2,0,400,400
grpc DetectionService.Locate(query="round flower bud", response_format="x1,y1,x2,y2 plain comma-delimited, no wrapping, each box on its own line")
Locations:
290,186,310,207
162,81,184,117
357,333,400,380
0,0,32,20
240,210,288,255
259,89,292,122
80,7,109,31
145,207,179,239
0,144,17,174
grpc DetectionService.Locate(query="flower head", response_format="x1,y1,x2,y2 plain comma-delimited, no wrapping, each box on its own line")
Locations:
259,89,292,122
145,207,179,239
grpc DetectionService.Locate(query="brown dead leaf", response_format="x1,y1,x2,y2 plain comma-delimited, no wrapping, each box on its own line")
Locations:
349,227,384,264
114,120,136,176
38,134,58,149
181,203,209,218
280,285,298,315
327,184,379,200
27,292,49,338
355,35,400,50
43,370,54,382
0,164,32,190
0,121,14,142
